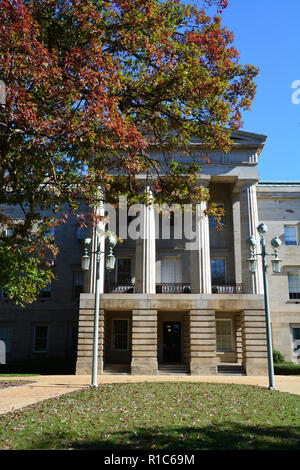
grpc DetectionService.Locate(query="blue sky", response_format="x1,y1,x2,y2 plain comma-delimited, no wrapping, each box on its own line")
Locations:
188,0,300,181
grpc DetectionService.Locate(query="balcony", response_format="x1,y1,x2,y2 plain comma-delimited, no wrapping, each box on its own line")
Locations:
104,282,243,294
156,283,191,293
211,283,243,294
105,282,135,293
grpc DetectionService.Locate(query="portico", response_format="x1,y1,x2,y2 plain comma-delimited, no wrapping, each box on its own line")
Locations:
75,130,270,376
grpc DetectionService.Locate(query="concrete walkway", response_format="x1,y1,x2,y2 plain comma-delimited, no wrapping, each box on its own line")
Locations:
0,374,299,415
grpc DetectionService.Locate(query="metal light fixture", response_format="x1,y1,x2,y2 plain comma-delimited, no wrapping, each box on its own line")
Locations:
271,256,282,274
80,232,117,388
247,256,257,274
257,222,268,235
81,238,92,271
105,234,117,271
246,223,282,390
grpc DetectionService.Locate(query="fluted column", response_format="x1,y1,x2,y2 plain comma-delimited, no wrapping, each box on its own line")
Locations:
240,182,263,294
232,190,242,285
135,186,156,293
190,201,211,294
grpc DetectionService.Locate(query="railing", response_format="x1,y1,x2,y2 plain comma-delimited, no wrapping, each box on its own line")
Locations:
104,282,243,294
211,283,243,294
105,283,135,293
156,283,191,294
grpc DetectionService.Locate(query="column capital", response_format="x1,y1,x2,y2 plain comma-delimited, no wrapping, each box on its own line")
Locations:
232,179,259,193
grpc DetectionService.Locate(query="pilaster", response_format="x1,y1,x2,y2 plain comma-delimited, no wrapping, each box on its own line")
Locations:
239,181,263,294
241,309,268,376
131,309,158,375
189,309,217,375
76,304,104,375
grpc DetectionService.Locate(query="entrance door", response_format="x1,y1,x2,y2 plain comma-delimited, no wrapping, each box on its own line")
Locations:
163,322,181,363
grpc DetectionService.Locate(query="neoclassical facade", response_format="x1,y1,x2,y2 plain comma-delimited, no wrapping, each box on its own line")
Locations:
1,130,300,375
75,131,300,376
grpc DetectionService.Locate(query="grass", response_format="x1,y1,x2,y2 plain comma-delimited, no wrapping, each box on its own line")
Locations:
0,374,40,377
0,382,299,450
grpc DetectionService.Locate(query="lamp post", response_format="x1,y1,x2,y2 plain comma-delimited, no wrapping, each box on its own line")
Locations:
247,223,282,390
81,233,116,387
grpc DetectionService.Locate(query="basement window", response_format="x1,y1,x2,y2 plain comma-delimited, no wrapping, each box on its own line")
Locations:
216,320,233,352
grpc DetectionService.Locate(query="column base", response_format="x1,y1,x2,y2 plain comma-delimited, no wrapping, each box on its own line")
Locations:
243,359,268,376
131,358,158,375
75,359,103,375
190,358,217,375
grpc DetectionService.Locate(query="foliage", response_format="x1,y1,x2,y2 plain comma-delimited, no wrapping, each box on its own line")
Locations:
0,0,258,303
273,349,286,365
274,363,300,376
0,382,299,450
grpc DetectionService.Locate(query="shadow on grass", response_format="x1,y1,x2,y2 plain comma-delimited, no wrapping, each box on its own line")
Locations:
25,422,300,450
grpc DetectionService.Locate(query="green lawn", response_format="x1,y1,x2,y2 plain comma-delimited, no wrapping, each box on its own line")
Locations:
0,382,299,450
0,374,40,377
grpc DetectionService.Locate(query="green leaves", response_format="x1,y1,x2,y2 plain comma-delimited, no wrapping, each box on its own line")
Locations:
0,0,258,304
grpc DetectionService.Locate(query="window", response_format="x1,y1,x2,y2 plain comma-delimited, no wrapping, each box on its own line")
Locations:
39,283,51,299
216,320,232,352
0,326,12,353
33,326,48,352
0,288,8,300
116,258,132,285
292,327,300,353
288,272,300,299
112,319,129,351
161,257,182,283
284,226,297,245
209,204,225,226
211,258,226,284
73,271,83,299
76,225,88,243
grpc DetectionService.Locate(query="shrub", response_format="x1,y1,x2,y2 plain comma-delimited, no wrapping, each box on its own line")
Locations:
274,362,300,375
273,349,285,364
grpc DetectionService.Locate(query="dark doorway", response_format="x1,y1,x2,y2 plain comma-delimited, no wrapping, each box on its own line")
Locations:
162,322,181,363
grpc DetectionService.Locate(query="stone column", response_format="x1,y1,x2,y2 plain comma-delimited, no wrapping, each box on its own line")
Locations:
131,309,158,375
189,309,217,375
190,201,211,293
231,190,242,285
241,309,268,376
135,186,156,293
239,182,263,294
76,295,104,374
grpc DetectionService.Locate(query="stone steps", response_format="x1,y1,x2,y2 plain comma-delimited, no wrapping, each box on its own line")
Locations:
103,364,131,375
158,364,190,375
217,364,245,375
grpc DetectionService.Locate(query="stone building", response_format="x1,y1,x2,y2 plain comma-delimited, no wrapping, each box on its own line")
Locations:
1,130,300,375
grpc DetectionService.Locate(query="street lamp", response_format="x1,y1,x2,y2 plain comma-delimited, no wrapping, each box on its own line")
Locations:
247,223,282,390
81,233,117,387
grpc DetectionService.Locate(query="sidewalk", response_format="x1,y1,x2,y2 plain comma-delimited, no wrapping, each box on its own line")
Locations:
0,374,299,415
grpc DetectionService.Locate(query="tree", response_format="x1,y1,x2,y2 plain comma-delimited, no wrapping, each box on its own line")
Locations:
0,0,258,305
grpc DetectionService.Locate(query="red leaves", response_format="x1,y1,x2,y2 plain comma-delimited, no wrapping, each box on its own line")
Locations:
0,0,257,246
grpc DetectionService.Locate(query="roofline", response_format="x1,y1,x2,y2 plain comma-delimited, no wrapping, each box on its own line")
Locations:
258,181,300,186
